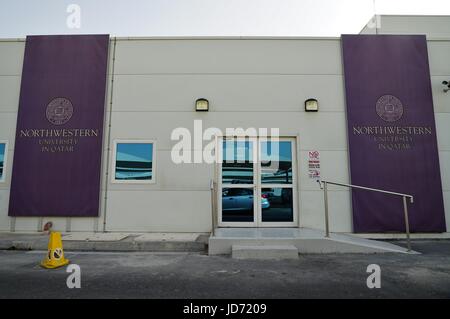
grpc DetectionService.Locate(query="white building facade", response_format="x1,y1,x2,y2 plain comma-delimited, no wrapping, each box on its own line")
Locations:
0,15,449,236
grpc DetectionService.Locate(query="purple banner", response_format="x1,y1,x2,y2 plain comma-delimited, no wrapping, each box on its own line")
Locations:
342,35,446,233
8,35,109,217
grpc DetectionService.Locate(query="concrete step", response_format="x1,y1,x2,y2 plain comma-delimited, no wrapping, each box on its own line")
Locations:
232,244,299,259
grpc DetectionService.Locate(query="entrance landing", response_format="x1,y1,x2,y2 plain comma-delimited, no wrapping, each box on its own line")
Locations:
208,228,418,255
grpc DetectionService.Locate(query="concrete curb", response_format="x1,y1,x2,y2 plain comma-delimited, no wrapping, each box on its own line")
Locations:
0,235,209,253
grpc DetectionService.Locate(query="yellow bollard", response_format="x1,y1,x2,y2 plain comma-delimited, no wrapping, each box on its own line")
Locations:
40,231,69,269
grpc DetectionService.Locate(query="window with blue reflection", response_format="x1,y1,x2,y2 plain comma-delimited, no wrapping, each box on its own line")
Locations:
115,143,153,181
0,143,5,181
261,141,292,184
222,139,253,184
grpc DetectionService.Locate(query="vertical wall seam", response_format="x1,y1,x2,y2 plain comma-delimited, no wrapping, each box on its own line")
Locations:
102,37,117,233
296,133,302,228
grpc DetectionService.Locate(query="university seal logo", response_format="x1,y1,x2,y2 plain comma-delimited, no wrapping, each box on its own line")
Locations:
46,97,73,125
375,95,404,122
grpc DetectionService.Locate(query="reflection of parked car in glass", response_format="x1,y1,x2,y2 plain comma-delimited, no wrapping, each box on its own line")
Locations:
260,193,270,209
222,188,270,211
262,188,274,199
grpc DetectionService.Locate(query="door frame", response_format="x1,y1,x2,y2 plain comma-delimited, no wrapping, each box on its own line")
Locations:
216,135,298,228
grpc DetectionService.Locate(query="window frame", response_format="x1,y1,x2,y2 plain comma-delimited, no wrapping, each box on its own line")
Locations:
217,136,298,227
111,139,156,185
0,140,8,183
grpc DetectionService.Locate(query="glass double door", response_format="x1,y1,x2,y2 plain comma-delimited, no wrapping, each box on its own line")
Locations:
218,137,297,227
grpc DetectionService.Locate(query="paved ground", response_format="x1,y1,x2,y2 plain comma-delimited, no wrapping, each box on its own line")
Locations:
0,240,449,299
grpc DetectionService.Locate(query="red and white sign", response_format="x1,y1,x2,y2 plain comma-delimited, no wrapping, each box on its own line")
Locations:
308,151,321,180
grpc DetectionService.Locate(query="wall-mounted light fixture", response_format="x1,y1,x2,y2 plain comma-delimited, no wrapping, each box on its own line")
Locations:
305,98,319,112
195,98,209,111
443,81,450,93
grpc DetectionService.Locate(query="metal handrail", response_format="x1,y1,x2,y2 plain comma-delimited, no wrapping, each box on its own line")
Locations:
318,179,414,252
210,180,217,237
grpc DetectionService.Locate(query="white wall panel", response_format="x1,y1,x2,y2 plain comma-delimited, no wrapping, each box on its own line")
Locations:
13,217,40,232
366,16,450,38
70,218,99,232
428,41,450,76
112,74,346,112
0,42,24,76
444,191,450,232
0,190,11,231
109,111,348,151
0,76,20,111
444,191,450,231
436,113,450,151
299,190,352,232
0,112,17,148
439,151,450,192
105,190,211,232
114,39,343,75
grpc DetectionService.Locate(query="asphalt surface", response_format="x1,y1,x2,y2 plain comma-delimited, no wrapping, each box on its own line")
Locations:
0,240,449,299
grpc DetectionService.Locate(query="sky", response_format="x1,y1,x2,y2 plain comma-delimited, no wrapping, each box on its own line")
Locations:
0,0,450,38
117,143,153,162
